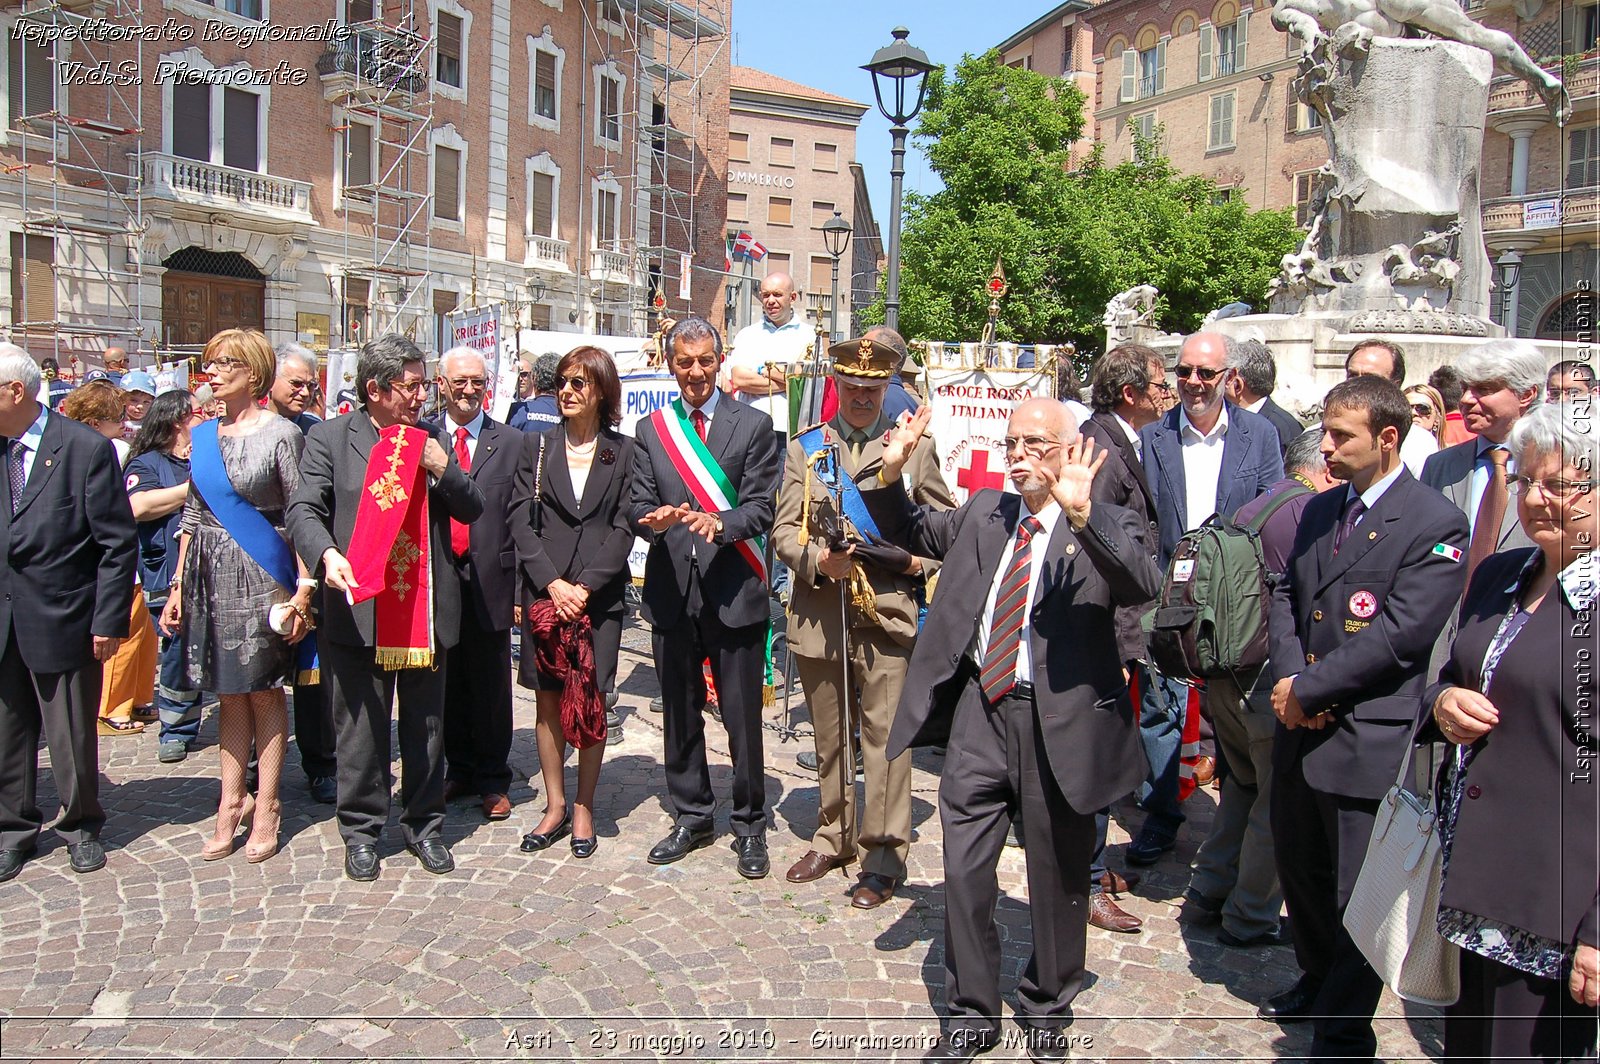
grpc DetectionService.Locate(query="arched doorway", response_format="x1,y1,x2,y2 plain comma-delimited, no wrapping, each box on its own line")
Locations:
161,248,266,347
1538,289,1597,344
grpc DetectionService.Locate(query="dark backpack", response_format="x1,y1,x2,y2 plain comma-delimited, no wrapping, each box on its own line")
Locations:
1143,485,1311,680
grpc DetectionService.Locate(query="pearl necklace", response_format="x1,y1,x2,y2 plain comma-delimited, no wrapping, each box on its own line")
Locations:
565,432,597,455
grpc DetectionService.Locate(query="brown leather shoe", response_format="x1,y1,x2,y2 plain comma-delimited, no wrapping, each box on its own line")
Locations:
850,873,899,910
1100,868,1142,895
785,849,849,884
1193,756,1217,787
1088,891,1143,933
481,793,512,820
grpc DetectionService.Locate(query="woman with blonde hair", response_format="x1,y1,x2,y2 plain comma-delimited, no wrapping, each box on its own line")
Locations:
1404,383,1447,445
159,329,314,863
60,382,158,736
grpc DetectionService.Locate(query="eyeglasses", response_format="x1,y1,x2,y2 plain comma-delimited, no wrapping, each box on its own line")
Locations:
1410,403,1433,418
206,357,247,372
517,371,532,380
558,374,590,392
1002,435,1061,458
283,379,314,394
1549,388,1592,402
1174,365,1225,383
1507,475,1594,500
1150,379,1173,394
387,379,426,399
445,377,486,391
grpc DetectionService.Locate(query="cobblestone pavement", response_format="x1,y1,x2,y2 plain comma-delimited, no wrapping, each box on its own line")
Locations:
0,625,1439,1062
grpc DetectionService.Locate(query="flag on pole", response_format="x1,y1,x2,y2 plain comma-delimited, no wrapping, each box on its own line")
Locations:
731,231,768,262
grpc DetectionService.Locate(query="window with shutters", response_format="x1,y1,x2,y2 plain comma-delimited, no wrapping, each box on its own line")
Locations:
594,186,619,249
1130,111,1160,163
222,87,259,171
207,0,263,17
9,232,54,328
342,118,374,190
527,163,558,238
595,68,623,145
813,142,837,172
1208,91,1235,150
7,33,54,131
433,144,462,223
534,51,557,120
1198,15,1249,81
346,0,375,22
809,255,833,294
1138,43,1165,98
726,192,748,224
770,136,795,167
437,12,463,89
1291,100,1323,133
527,31,563,129
1293,170,1318,227
1563,3,1600,52
811,201,835,228
171,82,211,161
766,251,791,277
729,132,750,163
1570,127,1600,188
768,196,793,226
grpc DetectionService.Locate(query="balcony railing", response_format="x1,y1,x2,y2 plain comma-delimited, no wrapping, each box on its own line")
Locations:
316,32,429,95
1482,186,1598,232
1489,54,1598,114
588,248,631,284
142,152,314,224
525,235,571,272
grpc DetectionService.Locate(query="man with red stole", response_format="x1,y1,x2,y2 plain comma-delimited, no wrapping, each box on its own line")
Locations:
288,335,485,881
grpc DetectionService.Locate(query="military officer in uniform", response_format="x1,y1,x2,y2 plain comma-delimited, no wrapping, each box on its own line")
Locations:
773,337,955,909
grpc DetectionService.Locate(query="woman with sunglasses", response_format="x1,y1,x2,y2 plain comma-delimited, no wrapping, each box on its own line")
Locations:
1405,384,1446,445
512,346,634,858
60,381,157,737
1422,402,1599,1061
159,329,314,864
126,390,206,763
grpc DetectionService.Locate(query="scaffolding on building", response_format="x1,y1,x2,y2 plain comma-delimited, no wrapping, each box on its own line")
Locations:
321,0,434,346
7,0,147,363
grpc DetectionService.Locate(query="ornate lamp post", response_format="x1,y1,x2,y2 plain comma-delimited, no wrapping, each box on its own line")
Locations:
820,210,853,341
863,27,934,335
1495,248,1523,337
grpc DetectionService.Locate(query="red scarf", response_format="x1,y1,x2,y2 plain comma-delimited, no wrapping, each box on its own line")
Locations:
526,600,606,749
346,424,435,669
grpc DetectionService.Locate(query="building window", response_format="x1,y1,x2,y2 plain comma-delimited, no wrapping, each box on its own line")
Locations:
811,201,835,228
166,68,263,172
809,255,832,294
433,144,462,222
1130,111,1160,162
1569,127,1600,188
1210,187,1236,205
437,12,463,89
1062,27,1074,72
770,136,794,167
1294,171,1318,227
729,132,750,163
594,185,619,249
342,116,374,190
596,69,623,145
433,287,459,358
528,169,556,237
221,87,259,170
1006,55,1032,70
1120,43,1165,101
172,82,211,161
1564,3,1600,52
768,196,793,226
766,251,791,277
813,142,837,172
347,0,374,21
526,31,563,131
9,232,53,328
1208,92,1235,150
207,0,263,16
534,50,557,120
1291,100,1323,133
727,192,748,224
7,34,53,129
1201,14,1248,80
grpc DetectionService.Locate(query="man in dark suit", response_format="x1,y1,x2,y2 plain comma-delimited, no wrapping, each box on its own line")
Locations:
0,345,137,880
630,316,780,878
1129,333,1283,865
870,398,1160,1063
435,347,522,822
1226,337,1303,458
1260,375,1468,1062
288,335,485,882
1078,343,1169,933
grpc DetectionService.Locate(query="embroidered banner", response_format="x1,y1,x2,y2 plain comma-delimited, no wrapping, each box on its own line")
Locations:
347,424,434,669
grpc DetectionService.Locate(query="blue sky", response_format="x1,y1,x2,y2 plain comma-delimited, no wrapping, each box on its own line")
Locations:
729,1,1018,228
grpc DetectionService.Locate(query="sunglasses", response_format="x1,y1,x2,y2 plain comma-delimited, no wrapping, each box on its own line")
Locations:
1410,403,1433,417
558,374,590,391
1174,365,1224,382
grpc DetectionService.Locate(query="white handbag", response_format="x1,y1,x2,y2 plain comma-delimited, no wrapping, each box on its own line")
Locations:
1343,744,1461,1006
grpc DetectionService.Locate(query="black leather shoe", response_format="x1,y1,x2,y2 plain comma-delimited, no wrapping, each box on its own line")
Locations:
309,776,337,804
0,845,34,883
1257,979,1320,1023
1124,825,1176,866
923,1029,995,1061
1024,1026,1073,1063
344,843,380,881
1218,924,1288,949
731,834,770,879
570,835,598,859
647,825,713,865
407,838,455,875
519,812,572,852
67,839,105,874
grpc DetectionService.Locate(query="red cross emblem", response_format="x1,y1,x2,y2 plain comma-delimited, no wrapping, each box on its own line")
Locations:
956,450,1006,495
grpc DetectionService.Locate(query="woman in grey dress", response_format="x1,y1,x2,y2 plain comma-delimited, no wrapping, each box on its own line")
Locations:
160,330,314,864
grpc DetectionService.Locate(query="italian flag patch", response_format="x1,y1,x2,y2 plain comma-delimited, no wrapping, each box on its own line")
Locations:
1433,543,1463,562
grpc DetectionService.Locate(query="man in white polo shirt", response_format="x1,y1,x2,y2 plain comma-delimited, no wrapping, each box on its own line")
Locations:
726,272,813,454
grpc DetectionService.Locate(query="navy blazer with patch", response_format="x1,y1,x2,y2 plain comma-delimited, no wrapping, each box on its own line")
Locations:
1268,469,1468,800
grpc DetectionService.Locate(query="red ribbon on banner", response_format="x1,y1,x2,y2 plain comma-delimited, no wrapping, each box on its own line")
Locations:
346,424,435,669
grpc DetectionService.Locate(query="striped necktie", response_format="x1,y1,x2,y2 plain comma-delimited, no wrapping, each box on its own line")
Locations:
979,515,1042,702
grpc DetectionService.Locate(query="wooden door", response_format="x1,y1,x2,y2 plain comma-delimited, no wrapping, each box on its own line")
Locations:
162,270,265,346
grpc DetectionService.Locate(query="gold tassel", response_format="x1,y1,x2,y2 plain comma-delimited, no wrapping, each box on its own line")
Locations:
847,562,879,622
295,667,321,686
763,683,775,707
374,647,434,670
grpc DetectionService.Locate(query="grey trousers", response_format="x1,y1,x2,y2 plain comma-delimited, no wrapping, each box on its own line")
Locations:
1188,670,1283,939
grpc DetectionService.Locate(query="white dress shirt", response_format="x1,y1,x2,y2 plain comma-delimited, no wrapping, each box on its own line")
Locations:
976,500,1063,684
445,408,485,465
1113,412,1142,462
726,316,811,435
1179,404,1230,533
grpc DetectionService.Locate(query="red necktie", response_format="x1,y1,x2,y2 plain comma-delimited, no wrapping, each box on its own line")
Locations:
691,408,707,442
979,516,1042,702
450,427,471,557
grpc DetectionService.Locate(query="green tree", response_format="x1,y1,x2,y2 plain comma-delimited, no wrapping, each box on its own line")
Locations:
865,52,1302,353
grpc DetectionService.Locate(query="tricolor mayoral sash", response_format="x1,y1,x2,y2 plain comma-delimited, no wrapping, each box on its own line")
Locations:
188,418,319,683
649,400,766,582
346,424,434,669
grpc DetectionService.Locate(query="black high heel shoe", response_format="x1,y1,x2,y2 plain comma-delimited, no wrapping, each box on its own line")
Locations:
570,834,598,859
519,811,571,852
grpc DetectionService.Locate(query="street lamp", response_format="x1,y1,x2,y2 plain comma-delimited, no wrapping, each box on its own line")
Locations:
864,26,934,335
1496,248,1524,337
820,210,853,341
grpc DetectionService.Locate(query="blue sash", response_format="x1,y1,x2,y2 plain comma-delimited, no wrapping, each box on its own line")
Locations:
189,419,318,681
793,424,882,543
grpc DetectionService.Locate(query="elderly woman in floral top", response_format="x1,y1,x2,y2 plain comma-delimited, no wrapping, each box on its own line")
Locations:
1424,401,1599,1062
